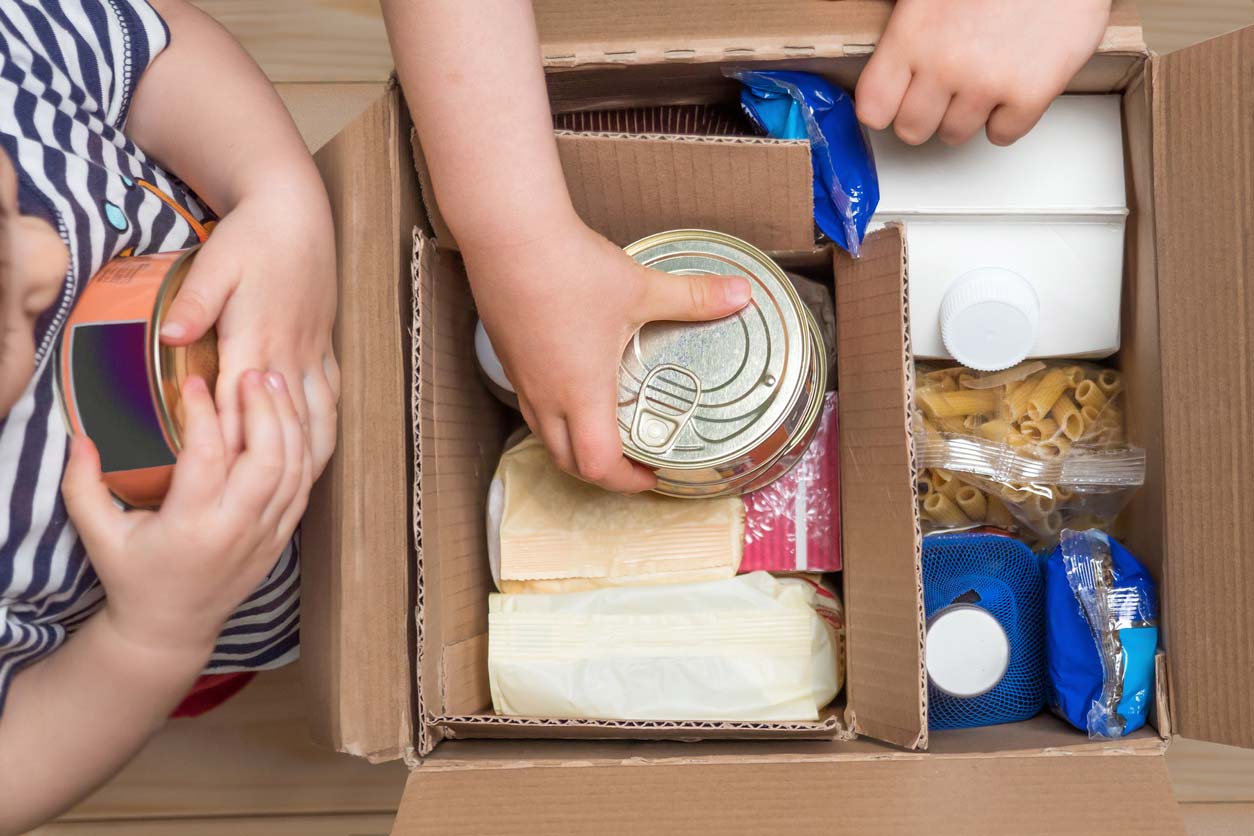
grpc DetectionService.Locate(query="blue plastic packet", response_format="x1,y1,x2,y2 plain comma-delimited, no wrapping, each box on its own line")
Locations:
729,70,879,256
1045,529,1159,738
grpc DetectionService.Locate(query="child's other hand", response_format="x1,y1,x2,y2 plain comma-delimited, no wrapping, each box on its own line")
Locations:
157,188,339,477
61,371,312,659
467,218,750,494
855,0,1112,146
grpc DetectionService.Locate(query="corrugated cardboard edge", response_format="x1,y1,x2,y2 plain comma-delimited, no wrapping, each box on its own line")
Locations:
833,226,927,751
411,229,439,759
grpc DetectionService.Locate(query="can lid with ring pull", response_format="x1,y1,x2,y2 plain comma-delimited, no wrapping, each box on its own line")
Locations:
618,230,812,471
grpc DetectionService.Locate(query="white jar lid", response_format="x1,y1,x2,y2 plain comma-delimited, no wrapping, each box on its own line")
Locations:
926,604,1011,698
940,268,1040,372
475,320,515,394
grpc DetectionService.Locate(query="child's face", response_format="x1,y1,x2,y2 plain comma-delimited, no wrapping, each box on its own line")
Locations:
0,149,67,414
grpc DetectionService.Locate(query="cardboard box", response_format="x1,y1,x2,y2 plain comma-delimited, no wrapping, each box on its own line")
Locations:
301,1,1252,831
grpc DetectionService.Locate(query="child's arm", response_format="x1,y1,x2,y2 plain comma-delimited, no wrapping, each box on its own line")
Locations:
855,0,1112,146
381,0,750,493
0,374,310,834
125,0,339,474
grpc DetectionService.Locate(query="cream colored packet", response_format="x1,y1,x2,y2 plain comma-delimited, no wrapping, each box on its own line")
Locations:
488,572,843,722
487,436,744,594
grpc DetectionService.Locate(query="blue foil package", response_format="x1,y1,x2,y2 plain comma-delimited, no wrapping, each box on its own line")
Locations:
1045,529,1159,738
730,70,879,256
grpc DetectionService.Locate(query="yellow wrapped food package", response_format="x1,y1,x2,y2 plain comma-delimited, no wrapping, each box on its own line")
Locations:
488,436,744,594
488,573,844,722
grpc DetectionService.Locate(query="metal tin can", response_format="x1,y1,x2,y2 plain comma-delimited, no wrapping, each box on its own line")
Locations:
56,248,218,509
618,230,828,498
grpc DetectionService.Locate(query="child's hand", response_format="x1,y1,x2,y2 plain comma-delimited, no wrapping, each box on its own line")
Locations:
466,218,750,494
157,189,339,478
855,0,1112,146
60,370,312,659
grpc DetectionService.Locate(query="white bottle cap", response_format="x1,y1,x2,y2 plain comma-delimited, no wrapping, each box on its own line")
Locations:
925,604,1011,698
474,320,515,395
939,268,1040,372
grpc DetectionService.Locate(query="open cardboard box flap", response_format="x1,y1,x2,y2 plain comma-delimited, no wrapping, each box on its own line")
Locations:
301,0,1253,828
1150,24,1254,750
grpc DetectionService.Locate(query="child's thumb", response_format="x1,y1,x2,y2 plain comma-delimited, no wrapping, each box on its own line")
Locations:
637,268,752,325
61,435,126,552
158,245,235,345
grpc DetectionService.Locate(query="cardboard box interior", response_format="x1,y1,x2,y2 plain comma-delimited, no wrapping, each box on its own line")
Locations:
302,1,1251,829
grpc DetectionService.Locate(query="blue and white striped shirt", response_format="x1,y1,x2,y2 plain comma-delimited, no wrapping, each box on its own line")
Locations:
0,0,298,714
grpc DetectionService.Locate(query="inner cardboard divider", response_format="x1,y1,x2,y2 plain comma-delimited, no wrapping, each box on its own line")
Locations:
412,51,1169,755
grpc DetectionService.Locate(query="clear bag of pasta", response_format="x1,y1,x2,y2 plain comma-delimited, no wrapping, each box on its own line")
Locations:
913,361,1145,548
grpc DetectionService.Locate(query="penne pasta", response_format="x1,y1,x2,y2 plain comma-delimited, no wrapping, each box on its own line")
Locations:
1027,369,1070,421
1096,369,1122,395
977,419,1015,442
938,375,959,392
985,496,1016,529
918,388,999,419
923,492,970,527
938,416,970,434
955,486,988,521
932,469,963,501
1028,491,1057,518
1075,379,1108,412
1006,373,1043,421
1020,417,1059,442
1061,365,1086,388
1039,436,1073,459
1049,395,1084,440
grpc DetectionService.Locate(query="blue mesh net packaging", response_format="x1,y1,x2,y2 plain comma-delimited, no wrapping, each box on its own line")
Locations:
922,532,1047,730
1045,529,1159,739
729,70,879,256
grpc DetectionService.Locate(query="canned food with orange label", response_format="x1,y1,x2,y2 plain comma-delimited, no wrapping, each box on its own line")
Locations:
618,230,828,498
56,248,218,509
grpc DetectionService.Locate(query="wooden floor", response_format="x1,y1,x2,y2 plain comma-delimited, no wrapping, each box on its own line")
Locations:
36,2,1254,834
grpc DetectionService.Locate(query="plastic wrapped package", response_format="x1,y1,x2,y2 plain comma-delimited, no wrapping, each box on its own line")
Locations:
742,392,840,572
785,271,838,389
731,70,879,256
488,573,844,722
487,435,744,594
1044,529,1158,738
913,361,1145,548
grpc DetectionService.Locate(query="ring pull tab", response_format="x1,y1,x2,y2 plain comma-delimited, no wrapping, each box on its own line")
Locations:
630,364,702,455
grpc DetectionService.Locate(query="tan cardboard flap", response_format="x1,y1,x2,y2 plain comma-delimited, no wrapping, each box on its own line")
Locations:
532,0,1143,68
558,132,814,250
304,86,417,762
393,748,1182,835
833,226,926,750
1152,25,1254,751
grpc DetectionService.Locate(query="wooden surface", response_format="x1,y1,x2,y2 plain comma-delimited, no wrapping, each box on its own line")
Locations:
38,2,1254,835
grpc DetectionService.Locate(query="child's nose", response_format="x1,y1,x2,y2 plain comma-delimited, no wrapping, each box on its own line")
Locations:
15,214,68,314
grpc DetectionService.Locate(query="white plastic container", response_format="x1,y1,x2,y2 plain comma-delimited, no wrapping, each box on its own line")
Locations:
868,96,1128,371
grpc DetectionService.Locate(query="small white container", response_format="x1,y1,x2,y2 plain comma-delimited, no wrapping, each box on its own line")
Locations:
868,96,1128,371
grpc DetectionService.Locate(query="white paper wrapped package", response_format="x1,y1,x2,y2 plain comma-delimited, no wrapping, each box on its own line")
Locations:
868,95,1127,371
487,436,744,594
488,573,844,722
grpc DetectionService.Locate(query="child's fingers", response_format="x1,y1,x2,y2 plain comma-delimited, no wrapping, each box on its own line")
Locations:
158,240,239,345
535,412,576,477
892,75,951,145
566,396,656,494
854,44,911,131
61,434,129,556
276,427,315,544
937,93,997,147
225,370,287,513
260,372,309,525
214,352,247,464
986,98,1049,147
163,375,229,514
637,267,751,326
